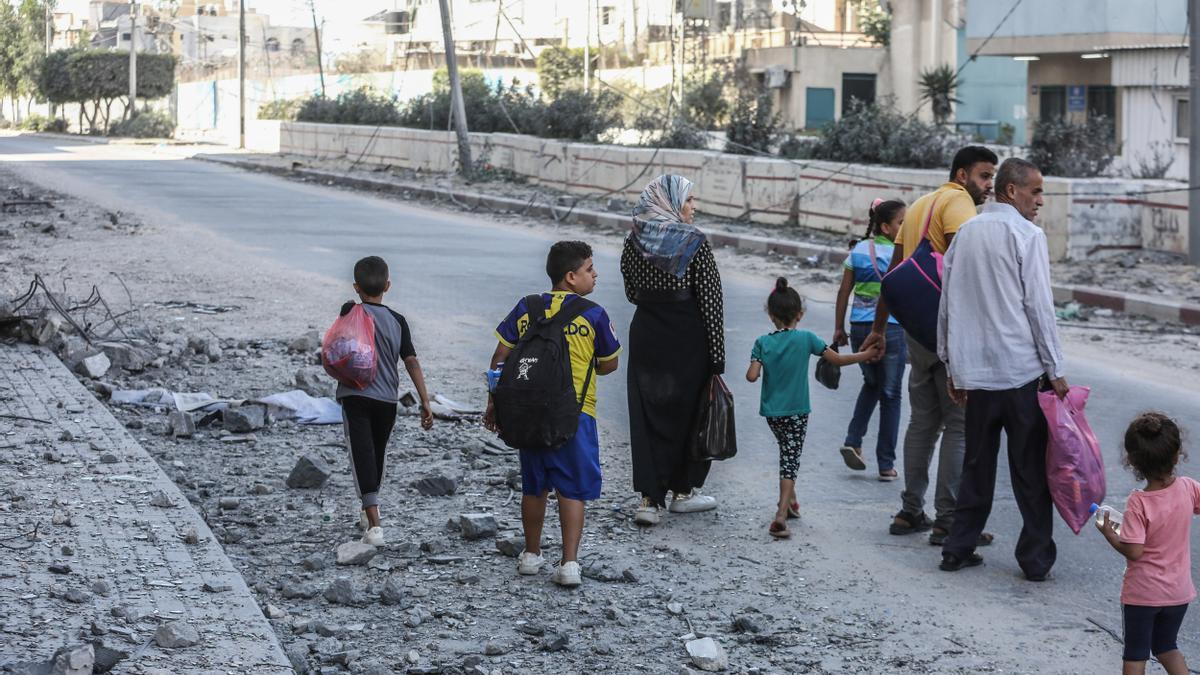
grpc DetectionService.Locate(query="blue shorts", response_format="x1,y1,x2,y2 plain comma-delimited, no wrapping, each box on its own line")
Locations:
1123,603,1189,661
519,413,602,501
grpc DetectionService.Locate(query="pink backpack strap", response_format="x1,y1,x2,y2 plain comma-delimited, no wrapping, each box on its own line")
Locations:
919,196,940,242
867,240,887,280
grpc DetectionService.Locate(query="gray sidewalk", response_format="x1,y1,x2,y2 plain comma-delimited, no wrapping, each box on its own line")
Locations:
0,344,291,674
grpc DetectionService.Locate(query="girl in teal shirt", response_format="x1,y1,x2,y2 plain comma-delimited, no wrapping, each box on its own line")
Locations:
747,278,877,538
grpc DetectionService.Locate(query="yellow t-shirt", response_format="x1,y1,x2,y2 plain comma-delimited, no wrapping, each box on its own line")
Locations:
896,182,979,260
494,291,622,418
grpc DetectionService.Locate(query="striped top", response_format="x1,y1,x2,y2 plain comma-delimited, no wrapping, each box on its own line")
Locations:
843,235,898,324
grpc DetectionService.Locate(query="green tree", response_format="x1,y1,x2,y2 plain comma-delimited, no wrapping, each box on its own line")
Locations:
536,46,585,99
15,0,50,114
0,2,21,120
852,0,891,47
918,64,962,126
725,84,779,155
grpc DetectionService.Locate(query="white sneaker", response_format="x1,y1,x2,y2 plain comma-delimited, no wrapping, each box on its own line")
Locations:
361,526,385,546
517,551,544,575
551,560,582,588
669,490,717,514
634,498,661,526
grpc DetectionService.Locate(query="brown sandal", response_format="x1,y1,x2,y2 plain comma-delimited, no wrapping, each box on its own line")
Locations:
787,501,800,519
769,521,791,538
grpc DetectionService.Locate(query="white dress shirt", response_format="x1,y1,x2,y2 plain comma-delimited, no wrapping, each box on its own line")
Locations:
937,202,1066,391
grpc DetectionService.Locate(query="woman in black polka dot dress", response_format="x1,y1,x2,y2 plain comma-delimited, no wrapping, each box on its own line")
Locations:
620,175,725,526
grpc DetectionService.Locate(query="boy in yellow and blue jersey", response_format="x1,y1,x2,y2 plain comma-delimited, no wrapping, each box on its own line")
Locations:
483,241,621,588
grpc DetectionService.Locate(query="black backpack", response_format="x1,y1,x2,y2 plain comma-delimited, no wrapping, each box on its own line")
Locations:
495,294,596,451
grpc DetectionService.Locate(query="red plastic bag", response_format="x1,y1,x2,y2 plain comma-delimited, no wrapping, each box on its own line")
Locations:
321,304,378,390
1039,386,1105,534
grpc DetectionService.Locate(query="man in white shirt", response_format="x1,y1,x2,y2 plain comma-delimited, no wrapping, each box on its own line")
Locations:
935,157,1069,581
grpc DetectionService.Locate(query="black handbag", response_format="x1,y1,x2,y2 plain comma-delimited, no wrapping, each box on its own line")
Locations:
815,344,841,390
689,375,737,461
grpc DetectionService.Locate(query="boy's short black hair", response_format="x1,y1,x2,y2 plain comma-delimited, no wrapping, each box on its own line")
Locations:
546,241,593,285
1123,412,1186,482
767,277,804,324
949,146,999,182
354,256,389,296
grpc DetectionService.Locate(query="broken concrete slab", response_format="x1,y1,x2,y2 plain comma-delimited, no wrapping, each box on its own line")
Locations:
294,366,335,398
224,403,267,433
74,352,111,379
154,622,200,649
458,513,498,540
685,638,728,672
335,542,377,566
286,454,331,489
169,410,195,438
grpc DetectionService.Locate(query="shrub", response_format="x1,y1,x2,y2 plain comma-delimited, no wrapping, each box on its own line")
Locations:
724,86,779,155
852,0,892,47
297,88,401,126
1029,116,1119,177
684,71,729,130
109,110,175,138
257,97,305,121
789,100,957,169
17,113,49,131
543,88,622,142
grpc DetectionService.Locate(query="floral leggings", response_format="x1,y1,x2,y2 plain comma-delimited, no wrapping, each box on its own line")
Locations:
766,414,809,481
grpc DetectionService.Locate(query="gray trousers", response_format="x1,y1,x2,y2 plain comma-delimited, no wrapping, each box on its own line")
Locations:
899,334,966,531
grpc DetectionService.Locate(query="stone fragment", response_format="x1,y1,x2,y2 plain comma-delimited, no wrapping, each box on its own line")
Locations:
168,411,195,438
667,602,684,615
412,475,457,497
61,545,74,556
182,528,200,545
286,645,310,675
494,536,522,558
149,491,174,508
97,341,153,372
49,643,94,675
154,622,200,649
286,455,332,489
90,639,128,673
294,366,335,398
380,577,405,606
35,312,66,345
323,577,362,606
483,641,507,656
62,589,89,604
458,513,498,540
202,582,231,593
685,637,728,672
289,331,321,353
218,497,240,510
264,604,288,619
335,541,377,566
48,563,72,575
74,353,111,379
732,615,761,634
91,580,111,596
542,633,569,652
224,404,267,433
301,554,327,571
282,580,319,599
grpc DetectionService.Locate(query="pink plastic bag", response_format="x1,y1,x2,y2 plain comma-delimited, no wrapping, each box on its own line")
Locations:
1039,386,1105,534
321,304,377,390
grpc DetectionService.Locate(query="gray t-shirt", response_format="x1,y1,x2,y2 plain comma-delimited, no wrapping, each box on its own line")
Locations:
335,302,415,403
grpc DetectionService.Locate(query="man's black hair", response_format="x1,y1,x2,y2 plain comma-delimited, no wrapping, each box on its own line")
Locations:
546,240,593,285
354,256,389,296
949,145,999,182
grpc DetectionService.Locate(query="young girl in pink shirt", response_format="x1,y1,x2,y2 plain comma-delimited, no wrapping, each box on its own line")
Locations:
1097,413,1200,675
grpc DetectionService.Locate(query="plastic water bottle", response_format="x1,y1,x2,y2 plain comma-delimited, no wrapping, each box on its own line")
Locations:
321,499,337,523
1090,503,1122,535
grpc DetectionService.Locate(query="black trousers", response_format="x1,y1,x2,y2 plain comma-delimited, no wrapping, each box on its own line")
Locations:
942,378,1056,577
341,395,397,509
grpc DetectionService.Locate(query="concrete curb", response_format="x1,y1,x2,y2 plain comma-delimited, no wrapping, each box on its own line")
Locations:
195,154,1200,327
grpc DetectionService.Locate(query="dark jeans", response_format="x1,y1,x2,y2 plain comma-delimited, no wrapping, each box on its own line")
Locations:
942,378,1055,578
843,322,907,471
341,395,398,509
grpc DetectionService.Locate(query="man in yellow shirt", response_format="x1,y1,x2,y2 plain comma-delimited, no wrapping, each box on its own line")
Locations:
865,146,997,545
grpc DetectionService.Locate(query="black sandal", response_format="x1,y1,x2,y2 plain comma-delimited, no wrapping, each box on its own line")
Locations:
889,511,932,535
929,528,995,547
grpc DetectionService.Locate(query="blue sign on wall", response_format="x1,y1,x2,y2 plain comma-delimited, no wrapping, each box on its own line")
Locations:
1067,85,1086,112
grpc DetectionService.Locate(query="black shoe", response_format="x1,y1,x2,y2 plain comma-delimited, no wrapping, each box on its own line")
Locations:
889,511,932,535
939,552,984,572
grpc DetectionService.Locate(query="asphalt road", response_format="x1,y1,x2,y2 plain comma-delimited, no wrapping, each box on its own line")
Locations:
4,134,1198,670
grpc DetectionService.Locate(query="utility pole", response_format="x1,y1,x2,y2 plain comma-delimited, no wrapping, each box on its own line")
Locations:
1191,0,1200,263
583,0,590,93
309,0,325,96
237,0,245,148
128,0,137,118
437,0,472,176
677,4,685,108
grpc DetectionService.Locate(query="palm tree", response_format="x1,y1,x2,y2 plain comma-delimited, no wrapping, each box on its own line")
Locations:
919,65,962,126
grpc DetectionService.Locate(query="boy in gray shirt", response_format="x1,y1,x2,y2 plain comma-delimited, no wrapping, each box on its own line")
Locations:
337,256,433,546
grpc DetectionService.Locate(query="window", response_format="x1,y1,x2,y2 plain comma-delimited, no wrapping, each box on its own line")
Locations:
291,38,305,55
841,73,875,114
1087,85,1116,137
265,36,280,52
1039,85,1066,120
601,6,615,26
1177,98,1190,139
120,32,131,41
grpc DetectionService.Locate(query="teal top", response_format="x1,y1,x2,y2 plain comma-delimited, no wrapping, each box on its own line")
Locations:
751,328,828,417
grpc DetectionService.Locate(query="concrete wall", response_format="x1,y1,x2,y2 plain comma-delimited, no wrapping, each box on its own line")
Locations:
965,0,1184,55
254,121,1188,260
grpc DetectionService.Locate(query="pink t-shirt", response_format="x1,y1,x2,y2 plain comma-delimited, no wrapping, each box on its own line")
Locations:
1119,476,1200,607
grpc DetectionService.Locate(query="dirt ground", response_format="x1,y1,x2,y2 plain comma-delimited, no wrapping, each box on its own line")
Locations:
0,157,1193,674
